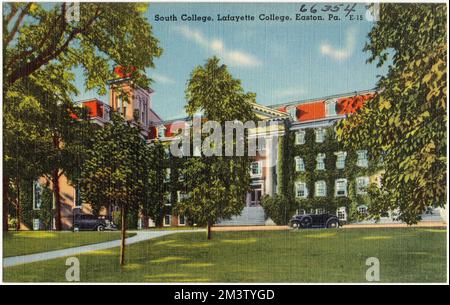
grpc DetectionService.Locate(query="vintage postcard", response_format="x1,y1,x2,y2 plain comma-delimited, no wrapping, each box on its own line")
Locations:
1,0,448,292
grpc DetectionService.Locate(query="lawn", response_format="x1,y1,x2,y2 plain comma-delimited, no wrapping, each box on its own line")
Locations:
3,231,136,257
3,228,447,283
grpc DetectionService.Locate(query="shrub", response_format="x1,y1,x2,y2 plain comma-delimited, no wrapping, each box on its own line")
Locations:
261,194,296,225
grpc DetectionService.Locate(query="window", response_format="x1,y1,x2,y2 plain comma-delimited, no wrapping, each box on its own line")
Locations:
315,181,327,197
178,215,186,226
337,207,347,221
357,205,368,215
295,130,305,145
335,179,348,197
177,191,188,202
325,100,337,116
286,106,297,120
356,176,370,194
250,161,262,177
356,150,369,168
163,215,172,227
295,156,305,172
297,209,306,215
164,168,171,182
164,192,171,205
335,151,347,169
315,128,326,143
295,182,308,198
33,180,42,210
157,125,166,138
316,153,326,170
316,208,325,214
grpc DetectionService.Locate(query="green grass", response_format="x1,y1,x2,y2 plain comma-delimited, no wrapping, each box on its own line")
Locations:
3,231,136,257
3,228,447,283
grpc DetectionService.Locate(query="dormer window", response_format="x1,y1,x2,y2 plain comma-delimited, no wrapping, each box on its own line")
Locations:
286,106,297,120
157,125,166,138
325,99,337,116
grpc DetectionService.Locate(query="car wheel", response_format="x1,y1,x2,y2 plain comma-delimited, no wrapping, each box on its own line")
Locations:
96,225,105,231
300,217,312,229
291,221,301,229
326,219,339,229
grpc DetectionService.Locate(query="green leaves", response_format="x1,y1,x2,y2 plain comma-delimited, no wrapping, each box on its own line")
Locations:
336,3,447,224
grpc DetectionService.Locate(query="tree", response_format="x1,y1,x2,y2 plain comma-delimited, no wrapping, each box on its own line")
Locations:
336,4,446,224
2,2,162,230
3,67,94,231
141,141,166,227
176,57,256,239
80,114,153,265
3,3,162,90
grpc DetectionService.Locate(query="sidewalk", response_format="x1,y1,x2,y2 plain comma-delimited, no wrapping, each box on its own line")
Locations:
3,229,201,268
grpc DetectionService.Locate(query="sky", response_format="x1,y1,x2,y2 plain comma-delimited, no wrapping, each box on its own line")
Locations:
74,2,389,121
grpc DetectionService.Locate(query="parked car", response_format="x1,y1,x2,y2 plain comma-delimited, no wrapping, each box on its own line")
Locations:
73,214,117,231
290,213,340,229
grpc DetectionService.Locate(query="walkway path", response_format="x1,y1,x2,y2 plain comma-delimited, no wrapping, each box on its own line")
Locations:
3,229,202,268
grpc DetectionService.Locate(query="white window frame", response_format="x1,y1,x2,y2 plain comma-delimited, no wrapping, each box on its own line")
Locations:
295,181,308,199
315,180,327,197
250,161,262,178
33,180,42,210
356,150,369,168
164,168,171,182
337,207,347,221
335,151,347,169
356,176,370,195
316,153,326,170
178,215,186,226
335,178,348,197
157,125,166,139
286,106,297,120
163,214,172,227
295,156,305,172
325,99,337,116
315,128,326,143
357,205,368,215
295,130,306,145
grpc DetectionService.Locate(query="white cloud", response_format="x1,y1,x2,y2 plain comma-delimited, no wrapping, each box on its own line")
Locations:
173,25,262,68
274,87,308,99
152,72,175,85
319,28,358,61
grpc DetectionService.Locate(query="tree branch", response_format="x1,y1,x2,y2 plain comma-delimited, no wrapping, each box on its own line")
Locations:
4,3,33,47
7,6,102,85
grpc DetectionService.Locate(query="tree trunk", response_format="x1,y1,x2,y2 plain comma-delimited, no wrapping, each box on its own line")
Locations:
206,222,212,240
52,134,62,231
15,178,21,231
3,176,9,232
120,206,127,266
53,169,62,231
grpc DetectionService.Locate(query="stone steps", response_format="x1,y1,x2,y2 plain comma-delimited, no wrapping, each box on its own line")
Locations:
217,206,266,226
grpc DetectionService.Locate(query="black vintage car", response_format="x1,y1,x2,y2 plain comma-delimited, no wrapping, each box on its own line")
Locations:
73,214,117,231
290,213,340,229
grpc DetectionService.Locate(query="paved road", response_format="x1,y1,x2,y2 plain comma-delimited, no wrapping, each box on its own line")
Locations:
3,230,203,268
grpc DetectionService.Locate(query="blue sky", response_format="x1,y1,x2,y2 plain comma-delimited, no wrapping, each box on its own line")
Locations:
75,2,389,120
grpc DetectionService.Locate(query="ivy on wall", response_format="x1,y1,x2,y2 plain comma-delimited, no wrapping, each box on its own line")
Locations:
279,123,381,222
